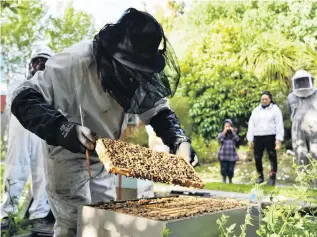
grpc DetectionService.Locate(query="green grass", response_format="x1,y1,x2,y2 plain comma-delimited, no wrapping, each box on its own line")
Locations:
204,182,285,194
204,182,258,193
0,162,32,214
0,164,4,200
204,182,317,202
195,152,298,185
1,135,8,162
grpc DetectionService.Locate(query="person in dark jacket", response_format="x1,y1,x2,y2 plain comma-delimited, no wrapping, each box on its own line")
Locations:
217,119,239,183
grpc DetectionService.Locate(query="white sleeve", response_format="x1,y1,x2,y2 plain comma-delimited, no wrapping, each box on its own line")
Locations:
5,115,29,164
138,97,171,125
12,52,80,115
10,52,81,144
247,110,255,142
12,69,54,105
275,106,284,141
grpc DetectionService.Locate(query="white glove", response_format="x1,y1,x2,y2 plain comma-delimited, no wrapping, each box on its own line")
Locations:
176,142,199,167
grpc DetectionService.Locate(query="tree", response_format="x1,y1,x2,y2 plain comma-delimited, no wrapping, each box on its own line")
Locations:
186,65,271,140
239,32,303,93
169,94,193,136
271,1,317,49
238,1,317,90
1,0,25,14
167,1,317,141
1,0,96,76
45,6,96,53
1,0,45,75
154,0,185,33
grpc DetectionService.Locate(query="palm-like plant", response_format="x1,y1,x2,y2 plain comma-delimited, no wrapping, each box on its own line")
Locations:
239,32,304,90
303,45,317,76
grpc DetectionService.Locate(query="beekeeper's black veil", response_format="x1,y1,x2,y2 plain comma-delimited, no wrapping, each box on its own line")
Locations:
93,8,180,114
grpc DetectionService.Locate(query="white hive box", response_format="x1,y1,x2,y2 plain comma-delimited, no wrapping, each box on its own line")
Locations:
115,176,154,200
78,196,259,237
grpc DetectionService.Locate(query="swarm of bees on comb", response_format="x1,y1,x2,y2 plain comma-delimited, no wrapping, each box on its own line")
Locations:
95,137,204,189
93,196,246,220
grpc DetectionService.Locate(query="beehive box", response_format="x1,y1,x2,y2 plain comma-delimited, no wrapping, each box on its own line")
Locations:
77,196,259,237
115,175,154,200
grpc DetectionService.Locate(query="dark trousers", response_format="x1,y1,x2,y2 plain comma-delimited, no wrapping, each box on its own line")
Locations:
220,161,236,178
254,135,277,176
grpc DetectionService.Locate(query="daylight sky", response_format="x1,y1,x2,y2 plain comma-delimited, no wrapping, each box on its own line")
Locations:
45,0,169,29
0,0,179,86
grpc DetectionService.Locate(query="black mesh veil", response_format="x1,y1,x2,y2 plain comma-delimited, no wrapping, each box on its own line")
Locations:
93,8,180,114
294,77,312,89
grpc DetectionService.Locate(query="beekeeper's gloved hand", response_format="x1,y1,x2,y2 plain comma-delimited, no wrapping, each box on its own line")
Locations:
175,140,199,167
55,121,96,153
149,108,200,167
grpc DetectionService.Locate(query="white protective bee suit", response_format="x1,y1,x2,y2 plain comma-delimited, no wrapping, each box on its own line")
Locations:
11,41,174,236
0,46,53,220
1,56,9,143
10,9,199,236
287,70,317,165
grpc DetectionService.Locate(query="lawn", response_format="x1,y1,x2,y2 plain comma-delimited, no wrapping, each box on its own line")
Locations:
193,150,317,202
195,150,297,185
204,182,317,201
0,163,4,190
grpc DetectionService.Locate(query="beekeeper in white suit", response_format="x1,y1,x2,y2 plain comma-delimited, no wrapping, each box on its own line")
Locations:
11,8,198,236
287,70,317,165
1,45,53,223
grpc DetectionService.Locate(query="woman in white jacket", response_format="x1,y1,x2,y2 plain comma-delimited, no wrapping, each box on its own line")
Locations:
247,91,284,186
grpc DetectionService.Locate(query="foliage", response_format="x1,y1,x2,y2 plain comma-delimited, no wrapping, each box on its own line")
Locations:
154,0,185,33
1,135,7,162
167,1,317,142
216,155,317,236
257,203,317,237
203,182,317,202
188,67,272,140
169,94,193,136
191,134,219,163
162,227,172,237
217,210,253,237
0,1,97,192
0,164,4,193
1,0,96,76
1,179,30,237
263,1,317,50
124,125,148,148
45,6,96,53
1,0,45,74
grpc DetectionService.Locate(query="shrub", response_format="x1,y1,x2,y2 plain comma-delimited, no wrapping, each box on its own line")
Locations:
217,155,317,236
191,134,219,163
169,94,194,136
124,125,148,148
